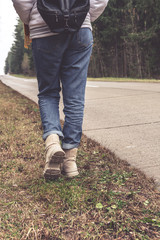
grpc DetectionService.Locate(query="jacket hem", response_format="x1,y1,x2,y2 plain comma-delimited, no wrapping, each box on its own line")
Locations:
30,24,92,39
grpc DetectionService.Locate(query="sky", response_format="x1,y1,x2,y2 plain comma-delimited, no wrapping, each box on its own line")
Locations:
0,1,18,75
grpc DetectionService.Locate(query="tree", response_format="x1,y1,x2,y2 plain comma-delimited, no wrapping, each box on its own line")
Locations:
4,18,35,76
9,19,24,74
89,0,160,78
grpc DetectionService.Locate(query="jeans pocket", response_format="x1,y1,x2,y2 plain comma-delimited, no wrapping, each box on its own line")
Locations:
36,38,52,54
35,36,60,54
77,28,93,48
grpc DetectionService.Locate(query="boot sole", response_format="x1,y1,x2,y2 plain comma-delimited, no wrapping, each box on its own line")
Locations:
44,151,65,180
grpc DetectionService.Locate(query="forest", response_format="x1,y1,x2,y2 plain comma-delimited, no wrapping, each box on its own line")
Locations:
4,0,160,79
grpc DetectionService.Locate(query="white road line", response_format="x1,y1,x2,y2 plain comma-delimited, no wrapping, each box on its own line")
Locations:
23,79,36,82
86,84,99,88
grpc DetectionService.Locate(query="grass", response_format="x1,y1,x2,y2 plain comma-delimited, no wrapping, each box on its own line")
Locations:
11,74,36,79
88,77,160,83
0,80,160,240
10,74,160,83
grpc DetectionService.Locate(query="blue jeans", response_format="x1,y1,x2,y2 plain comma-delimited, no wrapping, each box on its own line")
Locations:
32,28,93,149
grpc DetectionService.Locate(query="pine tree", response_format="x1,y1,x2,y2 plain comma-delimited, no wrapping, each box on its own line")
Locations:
89,0,160,78
10,19,24,74
4,18,35,76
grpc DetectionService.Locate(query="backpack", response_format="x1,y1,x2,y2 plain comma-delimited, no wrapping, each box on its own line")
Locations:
37,0,90,33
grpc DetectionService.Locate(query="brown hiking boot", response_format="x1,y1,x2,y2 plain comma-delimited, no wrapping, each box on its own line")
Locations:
62,148,79,178
43,134,65,180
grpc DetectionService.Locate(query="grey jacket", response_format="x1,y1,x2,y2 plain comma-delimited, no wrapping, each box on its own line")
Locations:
12,0,109,39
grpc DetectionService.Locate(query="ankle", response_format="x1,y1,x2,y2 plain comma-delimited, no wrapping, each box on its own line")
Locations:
62,148,79,177
63,148,78,160
45,134,60,146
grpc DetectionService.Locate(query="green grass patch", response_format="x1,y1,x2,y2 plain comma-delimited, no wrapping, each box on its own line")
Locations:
10,74,160,83
88,77,160,83
11,74,36,79
0,80,159,239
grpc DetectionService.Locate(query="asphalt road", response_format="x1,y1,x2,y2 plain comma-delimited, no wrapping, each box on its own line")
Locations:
1,75,160,188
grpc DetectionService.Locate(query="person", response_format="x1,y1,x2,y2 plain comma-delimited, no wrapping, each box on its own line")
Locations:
12,0,109,180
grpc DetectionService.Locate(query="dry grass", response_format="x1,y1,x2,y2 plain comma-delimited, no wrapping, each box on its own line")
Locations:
0,80,159,240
